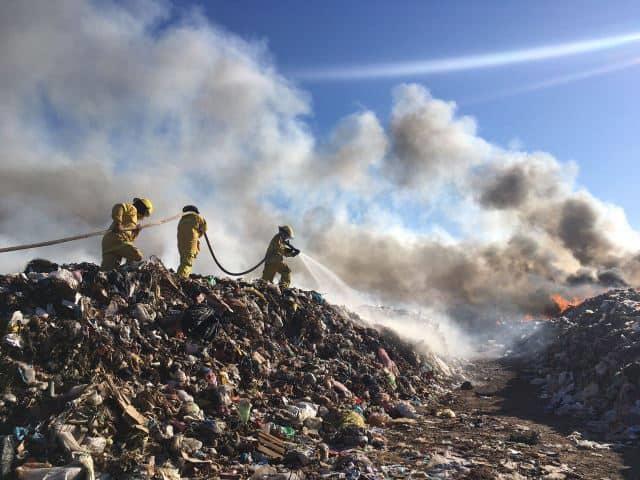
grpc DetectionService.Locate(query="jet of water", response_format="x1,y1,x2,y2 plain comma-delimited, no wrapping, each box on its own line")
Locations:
299,253,368,308
298,252,475,359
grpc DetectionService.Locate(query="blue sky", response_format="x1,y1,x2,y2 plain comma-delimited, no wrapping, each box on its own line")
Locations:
3,0,639,308
185,0,640,226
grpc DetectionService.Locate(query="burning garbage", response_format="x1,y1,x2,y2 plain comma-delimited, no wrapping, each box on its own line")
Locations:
550,293,584,316
0,259,451,478
519,288,640,442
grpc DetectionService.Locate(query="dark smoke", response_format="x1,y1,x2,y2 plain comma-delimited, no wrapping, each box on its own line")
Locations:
559,198,614,266
385,84,487,187
566,269,628,288
597,270,629,287
304,221,580,326
1,0,640,335
479,166,528,209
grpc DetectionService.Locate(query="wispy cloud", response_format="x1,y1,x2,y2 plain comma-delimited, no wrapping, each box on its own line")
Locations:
294,31,640,81
463,56,640,105
2,1,640,327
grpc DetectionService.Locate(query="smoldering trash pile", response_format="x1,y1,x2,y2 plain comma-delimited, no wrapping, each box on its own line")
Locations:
520,289,640,443
0,259,454,479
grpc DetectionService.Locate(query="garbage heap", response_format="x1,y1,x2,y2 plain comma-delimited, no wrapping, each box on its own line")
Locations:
0,259,451,479
520,288,640,442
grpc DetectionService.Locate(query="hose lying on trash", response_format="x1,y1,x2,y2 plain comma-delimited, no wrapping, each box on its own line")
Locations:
203,232,265,276
0,214,182,253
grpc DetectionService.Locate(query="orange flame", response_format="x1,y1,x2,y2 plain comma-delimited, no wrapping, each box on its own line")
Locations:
551,294,582,314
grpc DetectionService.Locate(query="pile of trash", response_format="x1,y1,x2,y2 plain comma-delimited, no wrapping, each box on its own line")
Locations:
0,259,452,479
519,288,640,442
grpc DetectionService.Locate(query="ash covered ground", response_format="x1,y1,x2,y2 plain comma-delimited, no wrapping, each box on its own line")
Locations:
0,260,639,479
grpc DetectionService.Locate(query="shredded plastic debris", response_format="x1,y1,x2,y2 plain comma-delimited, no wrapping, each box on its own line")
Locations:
0,260,450,478
518,288,640,441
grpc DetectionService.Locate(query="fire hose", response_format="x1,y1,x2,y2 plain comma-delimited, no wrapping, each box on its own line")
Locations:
203,232,265,276
0,214,182,253
0,213,295,279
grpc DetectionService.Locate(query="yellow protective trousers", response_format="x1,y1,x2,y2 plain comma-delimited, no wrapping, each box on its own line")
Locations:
176,212,207,279
262,261,291,288
101,233,143,270
177,253,197,278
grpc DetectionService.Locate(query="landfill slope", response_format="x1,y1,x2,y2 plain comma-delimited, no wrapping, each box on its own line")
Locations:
0,259,451,479
518,288,640,443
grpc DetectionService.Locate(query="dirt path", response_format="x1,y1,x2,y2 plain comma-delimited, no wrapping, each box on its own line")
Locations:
363,359,638,479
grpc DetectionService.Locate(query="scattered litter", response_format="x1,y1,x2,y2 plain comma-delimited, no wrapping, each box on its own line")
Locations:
518,289,640,441
0,260,450,478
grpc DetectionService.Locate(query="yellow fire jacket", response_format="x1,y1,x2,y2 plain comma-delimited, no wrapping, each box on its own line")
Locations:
177,211,208,256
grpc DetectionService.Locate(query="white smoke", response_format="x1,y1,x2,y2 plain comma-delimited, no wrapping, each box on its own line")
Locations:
1,0,639,339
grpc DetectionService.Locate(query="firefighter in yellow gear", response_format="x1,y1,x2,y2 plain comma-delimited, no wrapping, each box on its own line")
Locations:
177,205,207,279
101,198,153,270
262,225,299,288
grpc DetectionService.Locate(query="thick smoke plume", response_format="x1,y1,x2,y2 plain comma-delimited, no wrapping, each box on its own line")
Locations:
1,0,639,334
